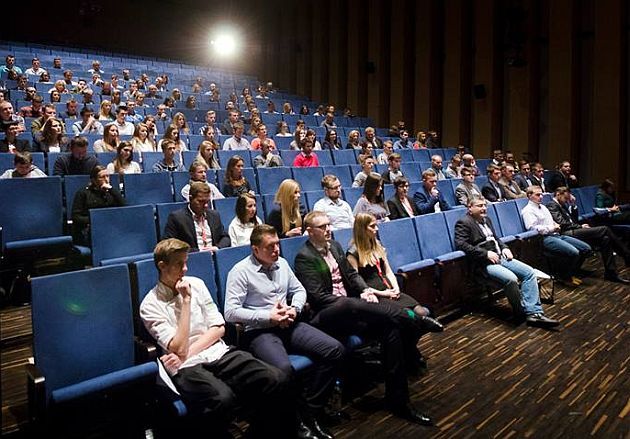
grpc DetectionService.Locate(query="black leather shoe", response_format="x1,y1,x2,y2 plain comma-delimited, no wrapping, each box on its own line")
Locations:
526,313,560,329
297,420,320,439
390,403,433,426
310,418,334,439
604,274,630,285
417,316,444,332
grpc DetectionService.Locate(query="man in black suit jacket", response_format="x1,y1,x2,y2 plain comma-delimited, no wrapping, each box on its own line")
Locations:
481,164,507,202
547,187,629,284
529,163,548,192
164,181,230,251
546,161,578,193
293,211,436,426
454,196,559,328
0,122,31,153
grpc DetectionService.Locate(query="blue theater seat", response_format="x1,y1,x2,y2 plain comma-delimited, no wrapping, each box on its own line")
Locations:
257,166,292,195
292,166,324,192
279,235,309,269
322,165,353,188
155,202,187,239
332,228,353,252
123,172,174,205
213,196,264,227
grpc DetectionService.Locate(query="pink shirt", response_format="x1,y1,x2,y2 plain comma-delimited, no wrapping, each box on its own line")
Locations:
321,250,347,297
293,152,319,167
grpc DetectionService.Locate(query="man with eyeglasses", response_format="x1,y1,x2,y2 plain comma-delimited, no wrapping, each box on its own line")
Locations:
455,196,560,329
498,164,526,199
521,186,590,286
313,175,354,230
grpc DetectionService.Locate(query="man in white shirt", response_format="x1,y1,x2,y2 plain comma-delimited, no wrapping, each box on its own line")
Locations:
112,105,135,136
140,238,293,437
313,175,355,230
222,122,250,150
24,58,47,77
521,186,590,286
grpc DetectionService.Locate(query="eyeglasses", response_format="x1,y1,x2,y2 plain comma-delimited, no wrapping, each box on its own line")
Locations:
313,223,330,230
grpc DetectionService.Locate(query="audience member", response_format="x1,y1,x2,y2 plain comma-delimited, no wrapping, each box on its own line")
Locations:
323,129,342,150
275,121,292,137
362,127,383,148
228,193,263,246
140,238,292,438
130,123,156,154
111,105,135,136
35,118,69,153
547,161,578,193
19,94,44,118
0,151,46,179
159,124,188,153
595,179,630,225
94,124,120,153
253,140,284,168
376,140,394,164
250,124,276,150
313,175,355,230
381,152,403,184
481,164,507,202
414,131,428,149
529,162,548,192
172,112,191,136
320,112,337,131
352,155,376,188
152,139,185,172
455,167,482,206
266,179,306,238
454,196,560,328
427,154,449,180
62,100,79,120
305,129,322,150
221,155,254,197
292,138,320,167
195,140,221,170
0,55,23,75
222,122,250,151
24,58,47,77
180,161,224,204
72,107,103,136
444,154,462,179
425,130,440,149
514,161,533,190
354,173,390,222
346,129,361,149
521,186,590,286
387,176,419,219
71,165,125,245
393,130,412,149
198,110,218,136
491,149,504,166
220,110,240,135
498,164,526,199
106,141,142,175
461,153,480,176
413,169,451,214
163,181,230,251
53,136,98,176
0,122,30,152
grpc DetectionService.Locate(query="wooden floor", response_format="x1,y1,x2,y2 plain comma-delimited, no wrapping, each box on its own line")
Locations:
2,262,629,438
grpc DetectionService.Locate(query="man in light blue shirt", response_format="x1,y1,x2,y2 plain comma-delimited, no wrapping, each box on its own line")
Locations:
224,224,343,439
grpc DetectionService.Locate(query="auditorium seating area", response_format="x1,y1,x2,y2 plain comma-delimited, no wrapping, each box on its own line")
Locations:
1,40,619,437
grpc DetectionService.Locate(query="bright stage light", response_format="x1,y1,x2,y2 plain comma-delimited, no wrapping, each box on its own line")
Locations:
211,35,237,56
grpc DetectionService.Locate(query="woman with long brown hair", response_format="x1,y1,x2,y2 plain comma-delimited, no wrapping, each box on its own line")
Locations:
222,155,254,197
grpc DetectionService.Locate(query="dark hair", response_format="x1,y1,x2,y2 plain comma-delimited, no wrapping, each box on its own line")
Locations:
90,165,107,181
250,224,278,246
393,176,409,188
70,136,89,149
363,173,384,204
236,193,259,224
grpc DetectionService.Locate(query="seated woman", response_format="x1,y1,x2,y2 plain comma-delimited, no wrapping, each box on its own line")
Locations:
289,128,306,150
596,179,630,225
94,123,120,153
71,165,125,246
195,140,221,170
266,179,306,238
222,155,254,197
49,89,62,103
229,193,263,246
172,112,191,136
346,129,361,149
180,160,224,204
357,142,374,164
352,155,376,188
35,118,69,153
158,124,188,153
387,176,420,220
106,141,142,175
353,173,390,222
185,95,197,109
323,129,342,150
131,123,156,157
98,100,115,122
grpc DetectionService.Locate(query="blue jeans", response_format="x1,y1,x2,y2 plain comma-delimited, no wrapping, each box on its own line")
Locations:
543,234,591,279
486,258,543,316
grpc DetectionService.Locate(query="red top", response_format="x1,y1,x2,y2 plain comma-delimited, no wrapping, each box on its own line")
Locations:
292,152,319,167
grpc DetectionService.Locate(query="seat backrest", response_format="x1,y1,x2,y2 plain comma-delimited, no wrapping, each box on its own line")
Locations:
90,204,157,265
414,212,455,258
256,166,292,195
378,218,422,271
63,174,91,213
0,177,64,242
492,200,525,236
155,202,187,239
172,171,191,202
437,179,457,207
316,150,334,166
186,250,219,304
412,149,431,162
332,149,358,165
332,228,353,252
342,187,363,210
443,208,468,249
213,196,264,226
303,190,325,211
292,167,324,192
216,150,252,168
279,149,300,165
322,165,352,188
217,167,258,194
31,264,135,397
124,172,174,205
574,185,598,215
279,235,309,270
0,152,42,173
214,245,252,309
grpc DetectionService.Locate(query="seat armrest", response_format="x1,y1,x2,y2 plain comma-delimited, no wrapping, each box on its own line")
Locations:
224,322,243,346
135,337,158,362
26,363,46,425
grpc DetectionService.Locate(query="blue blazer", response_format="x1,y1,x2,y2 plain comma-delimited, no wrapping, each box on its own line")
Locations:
412,186,451,214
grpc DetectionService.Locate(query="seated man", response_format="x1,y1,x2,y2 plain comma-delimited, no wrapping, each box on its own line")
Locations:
293,137,320,167
455,196,560,329
546,161,578,193
112,105,135,136
222,122,250,151
481,164,507,202
0,121,31,153
455,167,482,206
164,181,230,252
498,164,526,199
224,224,344,439
313,175,355,230
19,94,44,118
221,110,240,135
62,99,79,120
361,126,383,148
413,169,451,214
72,107,104,136
529,162,548,192
139,238,292,437
152,139,185,173
547,187,630,284
392,130,411,149
444,154,462,179
0,101,25,133
521,186,590,286
427,154,449,180
380,152,403,184
294,211,437,425
514,161,533,190
253,139,284,168
461,153,480,176
198,110,218,136
0,151,46,179
53,136,98,176
180,161,224,204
